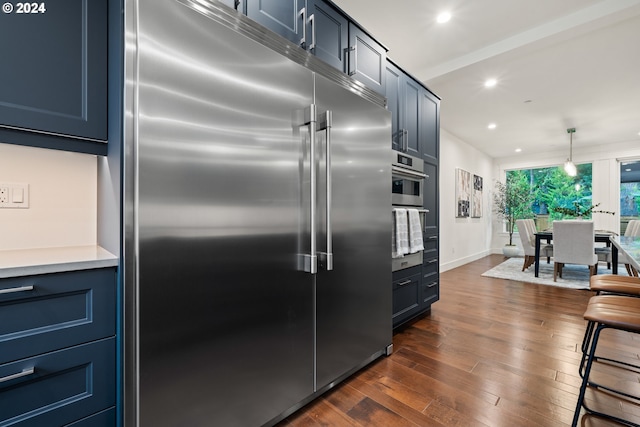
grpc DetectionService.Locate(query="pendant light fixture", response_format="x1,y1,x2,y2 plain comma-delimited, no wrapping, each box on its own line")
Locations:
564,127,577,177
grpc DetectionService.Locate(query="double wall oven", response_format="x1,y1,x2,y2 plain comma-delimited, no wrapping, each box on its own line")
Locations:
392,152,427,271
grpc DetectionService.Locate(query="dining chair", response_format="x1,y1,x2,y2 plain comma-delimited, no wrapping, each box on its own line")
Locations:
525,218,552,264
516,219,552,271
552,220,598,281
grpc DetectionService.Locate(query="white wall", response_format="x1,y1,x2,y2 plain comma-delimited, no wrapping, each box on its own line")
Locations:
440,129,494,272
0,143,97,250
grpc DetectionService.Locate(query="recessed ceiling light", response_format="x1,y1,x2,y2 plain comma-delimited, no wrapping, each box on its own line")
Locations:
437,12,451,23
487,123,497,129
515,148,522,153
484,79,497,88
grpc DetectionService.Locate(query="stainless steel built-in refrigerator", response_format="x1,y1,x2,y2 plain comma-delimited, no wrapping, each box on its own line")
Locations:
123,1,392,426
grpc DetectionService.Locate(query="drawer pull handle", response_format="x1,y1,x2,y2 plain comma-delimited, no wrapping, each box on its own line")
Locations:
428,282,438,288
0,367,35,383
428,236,438,240
397,280,412,287
428,259,438,264
0,285,34,295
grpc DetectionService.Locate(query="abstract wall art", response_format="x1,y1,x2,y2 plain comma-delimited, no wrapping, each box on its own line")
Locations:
456,168,471,218
472,174,483,218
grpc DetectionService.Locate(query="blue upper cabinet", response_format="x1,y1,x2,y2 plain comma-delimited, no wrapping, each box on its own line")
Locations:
385,61,402,151
243,0,386,95
420,88,440,162
347,23,386,95
387,59,440,161
402,76,421,158
311,1,348,71
0,0,108,154
247,0,309,47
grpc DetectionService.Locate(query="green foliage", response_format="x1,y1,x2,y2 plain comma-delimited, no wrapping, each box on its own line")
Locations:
504,163,604,221
500,164,613,227
620,182,640,216
493,170,534,245
553,202,615,217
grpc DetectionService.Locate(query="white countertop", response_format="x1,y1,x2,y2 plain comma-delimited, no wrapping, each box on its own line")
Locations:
0,245,118,278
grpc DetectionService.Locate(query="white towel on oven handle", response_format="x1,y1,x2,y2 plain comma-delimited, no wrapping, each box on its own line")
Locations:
393,208,409,258
407,208,424,253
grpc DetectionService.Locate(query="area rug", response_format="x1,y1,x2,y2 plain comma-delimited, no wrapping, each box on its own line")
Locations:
481,257,628,290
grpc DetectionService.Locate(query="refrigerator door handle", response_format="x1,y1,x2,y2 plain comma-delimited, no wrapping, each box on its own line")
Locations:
300,104,317,274
318,111,333,271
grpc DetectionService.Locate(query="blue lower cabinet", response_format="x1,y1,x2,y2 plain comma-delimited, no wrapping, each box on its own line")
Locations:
0,337,115,427
0,268,116,365
421,278,439,306
392,267,422,328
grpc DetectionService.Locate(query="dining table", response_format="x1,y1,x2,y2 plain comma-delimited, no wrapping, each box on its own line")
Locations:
610,235,640,275
533,229,616,277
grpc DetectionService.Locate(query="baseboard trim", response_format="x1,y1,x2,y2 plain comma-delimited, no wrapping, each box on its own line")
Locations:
440,250,493,272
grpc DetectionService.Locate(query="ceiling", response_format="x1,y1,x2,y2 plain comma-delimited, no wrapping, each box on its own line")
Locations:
331,0,640,159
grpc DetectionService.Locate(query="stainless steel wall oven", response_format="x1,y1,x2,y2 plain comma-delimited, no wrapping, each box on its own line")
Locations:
391,152,427,272
392,152,425,206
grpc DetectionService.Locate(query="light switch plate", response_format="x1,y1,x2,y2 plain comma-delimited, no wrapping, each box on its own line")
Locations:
0,183,29,208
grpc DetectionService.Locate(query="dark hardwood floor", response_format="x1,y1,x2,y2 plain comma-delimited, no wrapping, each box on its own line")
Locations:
277,254,640,427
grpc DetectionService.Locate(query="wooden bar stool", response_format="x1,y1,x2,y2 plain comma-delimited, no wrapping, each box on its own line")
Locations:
573,295,640,427
591,274,640,296
581,276,640,371
580,295,640,376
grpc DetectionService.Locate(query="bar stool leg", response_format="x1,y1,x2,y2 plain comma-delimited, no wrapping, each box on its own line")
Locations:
579,320,595,378
573,323,640,427
573,324,600,427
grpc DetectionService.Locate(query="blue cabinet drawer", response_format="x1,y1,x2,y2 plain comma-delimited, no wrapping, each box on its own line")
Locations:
0,268,116,364
64,407,115,427
421,279,439,305
392,270,421,326
0,337,115,427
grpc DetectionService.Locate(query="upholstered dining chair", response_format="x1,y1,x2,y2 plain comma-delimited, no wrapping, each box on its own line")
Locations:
525,218,552,263
552,220,598,281
516,219,552,272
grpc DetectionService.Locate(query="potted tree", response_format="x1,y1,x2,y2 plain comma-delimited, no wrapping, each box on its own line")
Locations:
493,172,535,257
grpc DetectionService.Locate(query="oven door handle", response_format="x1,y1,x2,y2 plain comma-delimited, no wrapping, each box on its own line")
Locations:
392,165,428,180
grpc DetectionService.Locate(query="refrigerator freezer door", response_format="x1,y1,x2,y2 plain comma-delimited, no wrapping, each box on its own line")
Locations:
135,1,314,425
314,73,393,390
